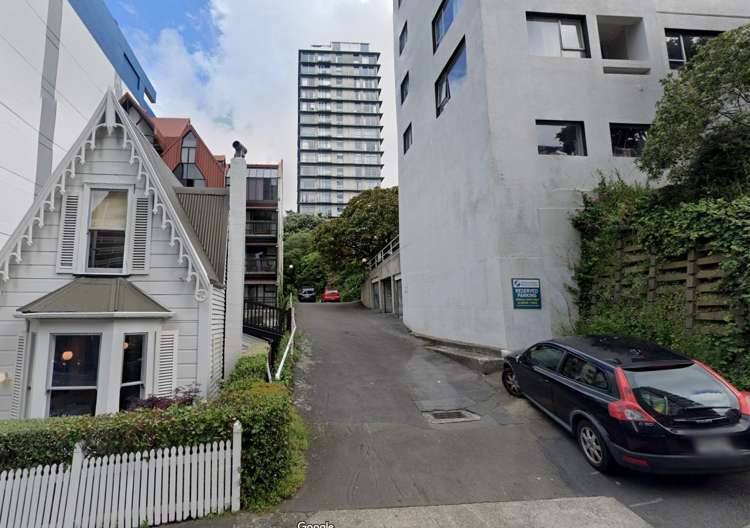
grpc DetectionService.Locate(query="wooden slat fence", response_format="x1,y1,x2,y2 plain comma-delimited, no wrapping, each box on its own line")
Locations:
0,421,242,527
602,240,741,328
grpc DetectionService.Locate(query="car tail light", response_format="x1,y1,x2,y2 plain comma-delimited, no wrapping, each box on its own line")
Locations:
608,367,656,423
694,360,750,416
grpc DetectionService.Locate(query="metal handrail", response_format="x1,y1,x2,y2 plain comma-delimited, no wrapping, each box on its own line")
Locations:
275,294,297,381
367,235,400,270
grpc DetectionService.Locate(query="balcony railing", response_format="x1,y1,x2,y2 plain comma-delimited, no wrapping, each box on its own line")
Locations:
368,236,399,270
246,257,277,274
246,221,277,237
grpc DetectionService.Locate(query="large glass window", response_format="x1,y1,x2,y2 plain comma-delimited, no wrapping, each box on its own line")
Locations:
245,284,277,306
527,14,588,58
432,0,462,51
610,123,649,157
87,190,127,270
665,29,720,69
120,334,145,411
435,39,468,117
536,120,587,156
49,335,101,417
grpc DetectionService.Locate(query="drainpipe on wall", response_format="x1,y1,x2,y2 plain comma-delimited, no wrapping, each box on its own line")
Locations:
224,141,247,376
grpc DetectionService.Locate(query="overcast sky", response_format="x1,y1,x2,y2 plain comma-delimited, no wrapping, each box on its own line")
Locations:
105,0,397,212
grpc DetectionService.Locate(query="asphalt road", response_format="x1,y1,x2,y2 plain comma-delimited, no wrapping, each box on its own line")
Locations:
281,302,750,528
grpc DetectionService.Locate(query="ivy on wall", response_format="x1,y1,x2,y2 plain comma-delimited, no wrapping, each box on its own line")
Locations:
571,176,750,388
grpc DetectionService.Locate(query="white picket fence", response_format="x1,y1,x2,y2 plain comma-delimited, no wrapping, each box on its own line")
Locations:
0,421,242,528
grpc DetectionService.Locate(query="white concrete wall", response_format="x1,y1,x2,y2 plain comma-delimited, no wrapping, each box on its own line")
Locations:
394,0,750,352
0,129,205,418
0,1,123,247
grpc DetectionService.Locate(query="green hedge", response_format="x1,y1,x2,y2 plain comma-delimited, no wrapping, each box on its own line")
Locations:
0,353,303,510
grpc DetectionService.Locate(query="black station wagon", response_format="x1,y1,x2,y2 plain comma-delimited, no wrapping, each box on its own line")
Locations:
502,336,750,474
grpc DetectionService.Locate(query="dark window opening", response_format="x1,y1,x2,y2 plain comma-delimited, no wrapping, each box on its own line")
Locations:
399,22,408,55
610,123,649,157
87,190,127,270
665,29,720,69
403,124,413,154
536,120,587,156
49,335,101,417
400,73,410,104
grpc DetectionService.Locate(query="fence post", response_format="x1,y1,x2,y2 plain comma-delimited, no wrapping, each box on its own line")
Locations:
686,247,697,329
231,421,242,512
62,443,84,528
614,238,624,300
647,256,657,302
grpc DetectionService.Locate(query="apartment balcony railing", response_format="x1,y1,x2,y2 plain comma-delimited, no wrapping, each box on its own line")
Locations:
246,221,278,237
246,257,277,274
368,236,399,270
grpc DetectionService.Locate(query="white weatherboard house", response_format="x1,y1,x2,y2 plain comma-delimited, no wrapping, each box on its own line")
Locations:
0,90,235,420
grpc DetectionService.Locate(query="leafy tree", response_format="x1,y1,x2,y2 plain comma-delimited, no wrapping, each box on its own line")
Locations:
313,187,399,270
639,25,750,195
283,211,328,241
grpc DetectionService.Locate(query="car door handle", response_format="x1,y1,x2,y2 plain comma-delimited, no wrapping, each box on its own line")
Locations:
541,378,552,384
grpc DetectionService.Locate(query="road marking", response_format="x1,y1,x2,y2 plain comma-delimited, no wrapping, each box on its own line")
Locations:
629,498,664,508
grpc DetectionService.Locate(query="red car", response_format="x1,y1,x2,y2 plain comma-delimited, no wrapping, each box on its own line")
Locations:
321,289,341,303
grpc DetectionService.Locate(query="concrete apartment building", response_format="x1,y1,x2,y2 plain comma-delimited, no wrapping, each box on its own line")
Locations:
393,0,750,352
0,0,155,246
245,163,284,306
297,41,384,217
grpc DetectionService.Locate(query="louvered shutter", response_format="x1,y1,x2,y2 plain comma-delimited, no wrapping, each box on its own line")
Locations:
155,330,178,397
129,196,151,274
56,193,80,272
10,334,27,419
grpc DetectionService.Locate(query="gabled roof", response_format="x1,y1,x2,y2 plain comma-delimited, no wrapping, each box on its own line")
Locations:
0,90,227,300
17,277,171,318
128,119,228,286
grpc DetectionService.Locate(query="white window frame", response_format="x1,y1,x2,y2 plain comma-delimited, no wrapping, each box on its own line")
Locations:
120,332,148,410
46,332,103,417
79,183,135,275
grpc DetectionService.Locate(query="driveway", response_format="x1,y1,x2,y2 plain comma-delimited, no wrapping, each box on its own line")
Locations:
281,302,750,528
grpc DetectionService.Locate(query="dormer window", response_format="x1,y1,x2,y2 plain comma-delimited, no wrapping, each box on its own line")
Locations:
176,132,206,187
87,190,127,271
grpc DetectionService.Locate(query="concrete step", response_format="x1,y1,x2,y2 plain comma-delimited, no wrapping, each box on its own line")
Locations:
425,345,504,374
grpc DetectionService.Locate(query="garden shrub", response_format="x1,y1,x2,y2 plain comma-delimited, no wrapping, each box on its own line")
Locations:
0,351,306,510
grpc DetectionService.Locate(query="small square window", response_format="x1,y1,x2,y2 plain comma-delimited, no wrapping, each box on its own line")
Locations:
536,120,587,156
610,123,649,157
527,13,589,58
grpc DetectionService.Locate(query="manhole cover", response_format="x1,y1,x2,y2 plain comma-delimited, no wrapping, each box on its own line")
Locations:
424,409,480,424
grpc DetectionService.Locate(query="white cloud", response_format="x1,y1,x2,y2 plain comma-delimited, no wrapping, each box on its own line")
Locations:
128,0,396,212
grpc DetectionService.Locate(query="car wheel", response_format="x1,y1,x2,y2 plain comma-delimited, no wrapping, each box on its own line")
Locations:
576,419,614,473
502,366,523,397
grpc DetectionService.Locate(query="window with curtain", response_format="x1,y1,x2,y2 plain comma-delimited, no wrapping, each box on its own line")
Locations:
88,189,127,270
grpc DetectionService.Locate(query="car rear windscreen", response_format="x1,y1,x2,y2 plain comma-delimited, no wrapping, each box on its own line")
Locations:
625,364,739,426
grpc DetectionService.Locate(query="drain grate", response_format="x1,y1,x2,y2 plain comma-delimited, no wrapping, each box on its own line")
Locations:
424,409,480,424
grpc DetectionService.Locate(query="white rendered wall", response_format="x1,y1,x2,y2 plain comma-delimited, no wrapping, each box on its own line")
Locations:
0,1,120,247
394,0,750,352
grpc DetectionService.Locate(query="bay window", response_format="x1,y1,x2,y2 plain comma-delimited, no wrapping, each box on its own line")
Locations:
49,335,101,417
120,334,145,411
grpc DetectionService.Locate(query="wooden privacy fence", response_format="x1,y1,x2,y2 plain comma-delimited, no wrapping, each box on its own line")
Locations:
608,240,743,328
0,421,242,528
